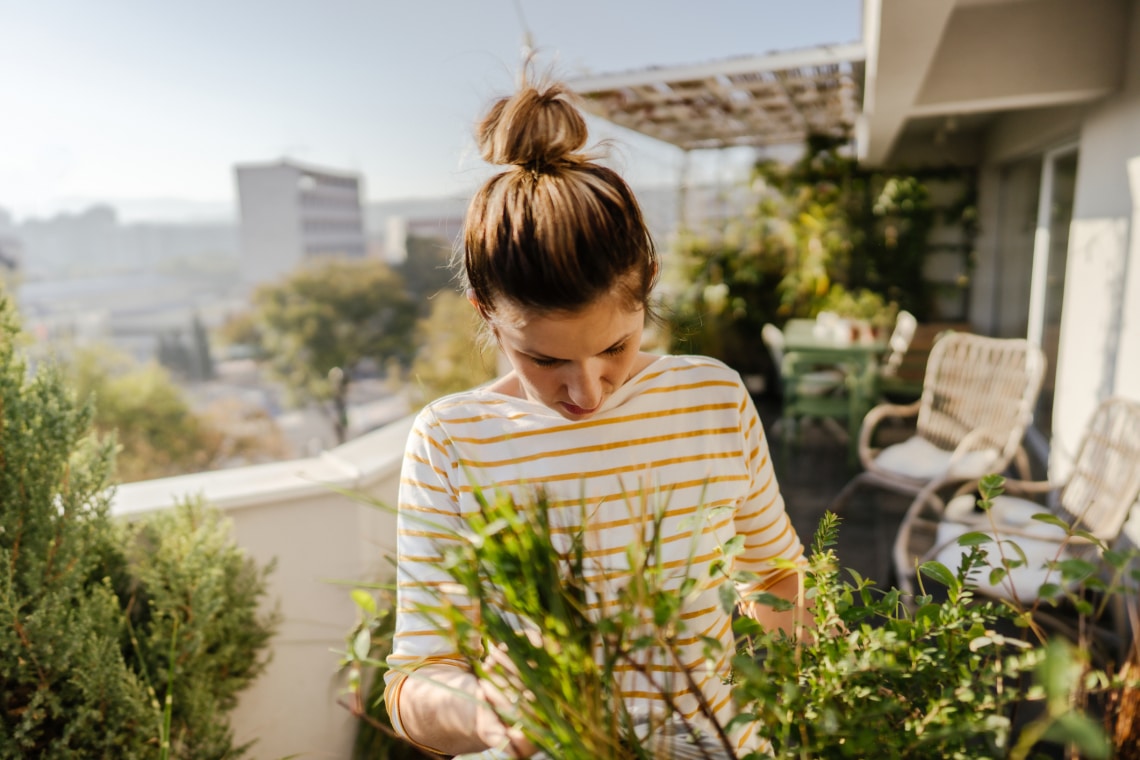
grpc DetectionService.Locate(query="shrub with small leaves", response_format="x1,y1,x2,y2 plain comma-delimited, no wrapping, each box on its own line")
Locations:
120,500,279,760
732,512,1037,758
0,296,277,759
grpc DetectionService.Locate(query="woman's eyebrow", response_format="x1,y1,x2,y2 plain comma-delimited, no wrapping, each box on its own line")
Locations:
603,334,634,351
524,332,634,361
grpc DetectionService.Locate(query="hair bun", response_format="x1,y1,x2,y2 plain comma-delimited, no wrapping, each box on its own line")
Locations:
476,83,588,168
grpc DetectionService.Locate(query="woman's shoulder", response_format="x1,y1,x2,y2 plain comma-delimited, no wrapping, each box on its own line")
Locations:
615,354,748,409
414,383,536,428
641,353,744,385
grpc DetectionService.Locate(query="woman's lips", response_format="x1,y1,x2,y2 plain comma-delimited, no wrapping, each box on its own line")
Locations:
561,402,599,416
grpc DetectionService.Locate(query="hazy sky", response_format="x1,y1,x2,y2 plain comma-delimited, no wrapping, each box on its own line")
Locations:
1,1,861,221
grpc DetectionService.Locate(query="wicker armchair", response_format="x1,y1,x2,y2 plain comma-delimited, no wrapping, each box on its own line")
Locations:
876,310,920,401
830,332,1047,517
892,397,1140,659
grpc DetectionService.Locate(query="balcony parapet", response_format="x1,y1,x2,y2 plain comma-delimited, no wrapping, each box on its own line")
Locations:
112,414,417,760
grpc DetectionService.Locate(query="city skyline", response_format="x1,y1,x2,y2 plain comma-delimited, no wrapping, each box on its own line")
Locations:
2,1,861,222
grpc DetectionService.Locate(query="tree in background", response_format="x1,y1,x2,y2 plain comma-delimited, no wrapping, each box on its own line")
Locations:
156,317,215,382
248,258,417,444
0,295,276,758
66,345,285,482
405,289,497,408
397,234,457,316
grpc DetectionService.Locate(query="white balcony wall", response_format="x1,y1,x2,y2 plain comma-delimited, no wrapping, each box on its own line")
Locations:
112,415,416,760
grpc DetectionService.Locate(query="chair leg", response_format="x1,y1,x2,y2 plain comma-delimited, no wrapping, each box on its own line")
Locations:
828,472,867,515
1012,445,1032,480
892,508,919,598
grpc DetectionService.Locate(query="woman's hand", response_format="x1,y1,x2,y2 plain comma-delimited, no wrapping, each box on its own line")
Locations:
474,675,537,757
474,639,540,757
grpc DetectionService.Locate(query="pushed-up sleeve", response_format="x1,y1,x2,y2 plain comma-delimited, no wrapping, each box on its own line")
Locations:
732,388,805,593
383,407,477,737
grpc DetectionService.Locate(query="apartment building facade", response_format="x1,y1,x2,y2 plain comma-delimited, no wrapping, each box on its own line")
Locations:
235,159,367,289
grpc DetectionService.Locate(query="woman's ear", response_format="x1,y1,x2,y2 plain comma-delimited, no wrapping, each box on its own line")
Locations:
466,288,490,320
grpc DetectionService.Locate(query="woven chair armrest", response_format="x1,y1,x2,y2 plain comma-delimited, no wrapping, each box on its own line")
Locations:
952,425,1023,462
858,400,921,470
997,478,1063,497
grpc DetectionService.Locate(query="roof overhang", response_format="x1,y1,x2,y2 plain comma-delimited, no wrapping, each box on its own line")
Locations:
860,0,1128,166
568,43,865,152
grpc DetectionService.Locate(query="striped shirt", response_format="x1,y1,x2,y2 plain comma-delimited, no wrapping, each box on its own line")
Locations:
385,354,803,753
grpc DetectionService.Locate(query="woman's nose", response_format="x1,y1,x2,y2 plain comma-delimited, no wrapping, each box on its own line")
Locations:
566,363,604,409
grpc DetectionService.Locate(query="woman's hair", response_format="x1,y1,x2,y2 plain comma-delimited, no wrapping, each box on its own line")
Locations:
462,80,657,318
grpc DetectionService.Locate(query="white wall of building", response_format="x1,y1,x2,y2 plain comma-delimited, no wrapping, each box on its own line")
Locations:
1053,1,1140,472
236,161,366,291
237,164,305,289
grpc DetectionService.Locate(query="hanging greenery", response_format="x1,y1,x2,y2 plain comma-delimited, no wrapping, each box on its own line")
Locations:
665,135,976,378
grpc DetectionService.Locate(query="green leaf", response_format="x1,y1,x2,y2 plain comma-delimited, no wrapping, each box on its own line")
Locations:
352,626,372,662
988,567,1008,587
979,473,1006,498
1042,712,1111,759
1036,638,1077,705
914,603,941,626
351,589,377,615
679,576,697,597
918,561,958,590
1102,549,1128,569
1029,512,1070,530
718,581,738,613
957,531,994,547
997,539,1028,566
722,535,746,558
733,616,764,638
969,635,993,651
1055,558,1097,582
1072,529,1101,544
748,591,793,612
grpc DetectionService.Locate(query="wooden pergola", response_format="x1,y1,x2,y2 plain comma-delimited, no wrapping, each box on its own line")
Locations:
568,43,865,151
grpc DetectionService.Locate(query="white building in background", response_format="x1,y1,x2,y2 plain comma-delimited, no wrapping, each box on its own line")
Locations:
235,159,367,289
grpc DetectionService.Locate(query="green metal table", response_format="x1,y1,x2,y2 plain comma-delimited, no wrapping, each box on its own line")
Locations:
779,319,888,465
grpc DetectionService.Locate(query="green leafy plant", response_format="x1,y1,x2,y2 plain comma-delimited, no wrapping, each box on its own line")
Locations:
734,511,1035,758
341,591,439,760
665,136,974,378
0,295,277,759
344,476,1138,759
120,500,280,760
813,284,898,330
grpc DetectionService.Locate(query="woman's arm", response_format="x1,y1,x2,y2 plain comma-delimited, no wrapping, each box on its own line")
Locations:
734,387,813,638
740,571,812,638
387,410,537,757
396,663,534,757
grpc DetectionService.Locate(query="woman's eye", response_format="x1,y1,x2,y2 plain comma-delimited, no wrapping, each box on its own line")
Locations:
530,356,559,367
604,343,627,357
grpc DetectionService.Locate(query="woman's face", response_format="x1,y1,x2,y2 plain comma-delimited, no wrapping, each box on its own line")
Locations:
490,289,646,420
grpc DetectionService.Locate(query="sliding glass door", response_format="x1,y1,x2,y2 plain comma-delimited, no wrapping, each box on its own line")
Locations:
1027,145,1078,440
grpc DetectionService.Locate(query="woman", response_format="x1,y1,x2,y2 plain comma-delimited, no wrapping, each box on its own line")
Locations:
384,78,807,758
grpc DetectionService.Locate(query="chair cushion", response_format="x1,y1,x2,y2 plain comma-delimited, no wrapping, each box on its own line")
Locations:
942,494,1066,539
933,519,1071,601
874,436,999,481
796,369,846,396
